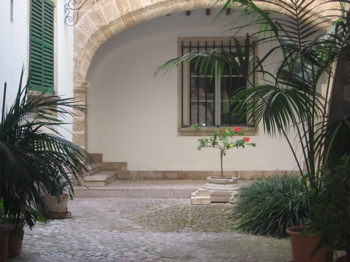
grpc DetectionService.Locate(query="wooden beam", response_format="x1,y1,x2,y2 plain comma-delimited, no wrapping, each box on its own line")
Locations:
206,9,210,16
186,10,191,16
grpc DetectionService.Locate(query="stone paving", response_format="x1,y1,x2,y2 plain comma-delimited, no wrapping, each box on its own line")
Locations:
8,198,292,262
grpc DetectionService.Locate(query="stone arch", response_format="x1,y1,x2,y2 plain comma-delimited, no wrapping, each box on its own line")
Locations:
72,0,338,148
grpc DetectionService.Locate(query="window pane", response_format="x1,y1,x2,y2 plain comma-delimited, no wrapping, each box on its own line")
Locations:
189,60,215,126
190,102,214,126
221,75,247,126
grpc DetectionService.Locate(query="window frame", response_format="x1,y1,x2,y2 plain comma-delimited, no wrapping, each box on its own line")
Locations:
177,37,258,136
29,0,55,94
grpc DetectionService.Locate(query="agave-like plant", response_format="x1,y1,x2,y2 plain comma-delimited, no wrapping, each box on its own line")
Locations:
0,70,94,228
156,0,350,258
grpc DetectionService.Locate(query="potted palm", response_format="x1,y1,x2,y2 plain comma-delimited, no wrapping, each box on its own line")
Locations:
0,224,12,261
156,0,350,260
41,174,73,218
0,70,94,257
0,200,43,257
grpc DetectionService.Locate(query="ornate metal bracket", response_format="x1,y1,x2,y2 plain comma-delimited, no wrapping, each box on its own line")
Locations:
64,0,99,26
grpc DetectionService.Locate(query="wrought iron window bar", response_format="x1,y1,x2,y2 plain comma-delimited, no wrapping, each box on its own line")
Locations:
181,40,251,127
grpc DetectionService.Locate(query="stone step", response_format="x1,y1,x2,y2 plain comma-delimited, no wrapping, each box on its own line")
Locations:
83,171,118,187
85,163,101,176
85,162,128,176
74,180,207,198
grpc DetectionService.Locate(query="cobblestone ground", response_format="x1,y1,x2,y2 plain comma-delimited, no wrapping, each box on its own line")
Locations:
8,198,292,262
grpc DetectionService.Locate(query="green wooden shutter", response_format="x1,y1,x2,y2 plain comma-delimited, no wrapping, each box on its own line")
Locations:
29,0,55,94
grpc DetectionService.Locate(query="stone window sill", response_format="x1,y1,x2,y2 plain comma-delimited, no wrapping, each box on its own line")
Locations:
178,126,259,136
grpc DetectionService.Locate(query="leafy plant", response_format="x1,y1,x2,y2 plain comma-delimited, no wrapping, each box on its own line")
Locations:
193,124,256,177
308,155,350,257
232,175,309,238
0,200,44,239
0,70,94,228
44,173,70,199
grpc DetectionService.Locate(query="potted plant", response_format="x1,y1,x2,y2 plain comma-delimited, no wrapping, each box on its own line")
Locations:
156,0,350,260
0,223,13,262
0,70,95,256
0,200,44,257
192,124,256,202
41,174,73,218
306,155,350,261
0,201,13,262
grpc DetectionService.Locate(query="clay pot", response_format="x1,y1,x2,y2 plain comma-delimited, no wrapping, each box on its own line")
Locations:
0,223,13,262
286,225,333,262
7,222,25,257
41,194,69,213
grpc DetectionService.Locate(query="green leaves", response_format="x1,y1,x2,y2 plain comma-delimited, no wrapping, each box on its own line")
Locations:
232,175,310,238
193,125,253,151
308,155,350,252
192,125,256,176
0,71,95,227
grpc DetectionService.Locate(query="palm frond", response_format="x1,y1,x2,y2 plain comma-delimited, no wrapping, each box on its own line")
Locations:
0,71,94,227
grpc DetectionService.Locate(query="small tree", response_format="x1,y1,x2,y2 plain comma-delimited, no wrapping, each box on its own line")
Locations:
193,124,256,177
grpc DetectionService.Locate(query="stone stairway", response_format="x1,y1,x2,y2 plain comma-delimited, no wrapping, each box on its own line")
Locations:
74,179,206,198
74,153,205,198
81,153,127,187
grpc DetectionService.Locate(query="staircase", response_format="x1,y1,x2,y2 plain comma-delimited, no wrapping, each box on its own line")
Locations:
81,153,127,187
74,153,206,198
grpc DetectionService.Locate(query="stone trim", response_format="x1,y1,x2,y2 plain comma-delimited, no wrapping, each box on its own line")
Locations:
117,170,300,180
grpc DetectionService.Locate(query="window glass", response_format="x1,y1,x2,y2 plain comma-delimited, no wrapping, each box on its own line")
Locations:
180,38,251,128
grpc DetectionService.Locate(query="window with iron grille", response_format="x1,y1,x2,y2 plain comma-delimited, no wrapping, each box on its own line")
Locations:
179,37,255,130
29,0,55,94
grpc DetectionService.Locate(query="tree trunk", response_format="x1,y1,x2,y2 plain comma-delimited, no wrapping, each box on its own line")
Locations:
329,55,350,121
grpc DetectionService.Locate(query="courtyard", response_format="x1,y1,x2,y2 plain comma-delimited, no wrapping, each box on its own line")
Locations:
8,197,292,262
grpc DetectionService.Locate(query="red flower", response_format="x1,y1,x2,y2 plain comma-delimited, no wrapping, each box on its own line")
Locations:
244,137,250,142
234,127,241,132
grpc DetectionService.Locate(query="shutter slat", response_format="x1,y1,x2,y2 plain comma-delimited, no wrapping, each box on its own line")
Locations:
29,0,55,94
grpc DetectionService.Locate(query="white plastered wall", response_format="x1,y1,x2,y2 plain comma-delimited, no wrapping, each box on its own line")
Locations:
0,0,74,140
0,1,29,105
55,0,74,139
87,9,298,172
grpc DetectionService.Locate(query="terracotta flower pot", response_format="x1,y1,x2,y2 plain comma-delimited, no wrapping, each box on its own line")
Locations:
286,225,333,262
41,194,69,213
7,221,25,257
0,223,13,262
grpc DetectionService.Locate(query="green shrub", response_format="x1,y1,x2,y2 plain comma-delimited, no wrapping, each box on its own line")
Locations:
232,175,309,238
